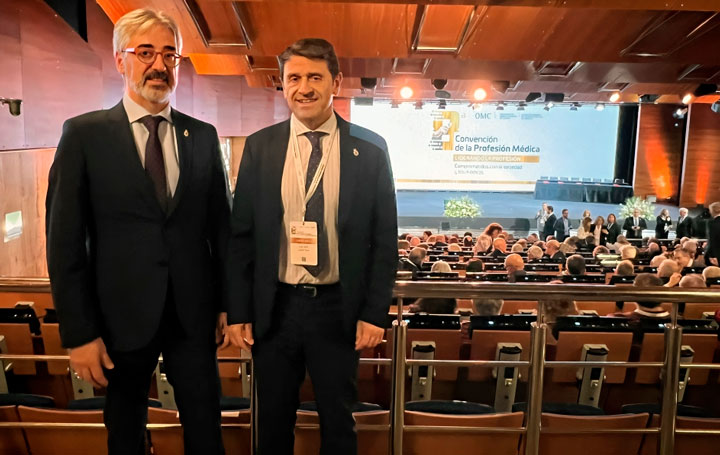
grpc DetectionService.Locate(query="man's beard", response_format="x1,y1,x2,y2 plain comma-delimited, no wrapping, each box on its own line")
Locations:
133,70,173,104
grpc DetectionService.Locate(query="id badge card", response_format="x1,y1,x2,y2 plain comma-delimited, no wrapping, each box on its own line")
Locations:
289,221,318,266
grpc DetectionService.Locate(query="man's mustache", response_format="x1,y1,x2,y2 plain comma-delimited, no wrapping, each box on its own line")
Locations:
144,70,169,84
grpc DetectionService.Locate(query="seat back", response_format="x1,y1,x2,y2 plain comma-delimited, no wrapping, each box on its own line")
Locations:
538,412,648,455
385,329,462,381
636,333,717,385
683,303,720,319
17,406,106,455
0,293,53,315
640,414,720,455
39,322,68,375
499,300,537,315
0,324,36,375
403,410,523,455
0,406,28,455
295,410,389,455
552,332,633,383
147,407,251,455
469,330,531,381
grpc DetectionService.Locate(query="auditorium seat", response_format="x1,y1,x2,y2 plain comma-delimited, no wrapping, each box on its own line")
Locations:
0,405,28,455
683,303,720,319
469,321,531,382
295,409,389,455
66,397,162,410
148,406,251,455
405,400,494,414
621,403,711,418
39,320,70,375
403,410,523,455
0,306,41,375
512,402,604,415
639,414,720,455
576,301,637,316
536,412,648,455
0,291,53,315
18,405,107,455
499,300,537,315
0,393,54,408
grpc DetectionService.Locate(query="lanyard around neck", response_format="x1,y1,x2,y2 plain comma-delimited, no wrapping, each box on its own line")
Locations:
291,122,338,221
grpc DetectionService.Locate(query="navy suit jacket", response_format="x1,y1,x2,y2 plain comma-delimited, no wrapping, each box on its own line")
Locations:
46,102,230,351
227,113,398,339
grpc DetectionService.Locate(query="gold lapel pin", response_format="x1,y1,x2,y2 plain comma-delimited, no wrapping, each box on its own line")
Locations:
184,129,189,137
353,148,359,156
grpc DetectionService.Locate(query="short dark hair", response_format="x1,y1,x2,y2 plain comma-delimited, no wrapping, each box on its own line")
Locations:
566,254,586,275
547,205,554,212
279,38,340,79
634,273,663,308
466,259,484,273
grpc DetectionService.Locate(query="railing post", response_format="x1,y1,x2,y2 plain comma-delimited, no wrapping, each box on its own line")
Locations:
524,321,547,455
389,320,407,455
659,310,682,455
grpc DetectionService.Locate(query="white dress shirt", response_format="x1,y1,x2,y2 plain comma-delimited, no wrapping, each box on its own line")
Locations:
278,114,341,285
122,94,180,197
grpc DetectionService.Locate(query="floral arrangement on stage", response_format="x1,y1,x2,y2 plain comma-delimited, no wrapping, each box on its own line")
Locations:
619,196,656,219
443,195,482,218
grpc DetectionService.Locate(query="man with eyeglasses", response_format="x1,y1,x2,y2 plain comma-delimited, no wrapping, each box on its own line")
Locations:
46,9,229,454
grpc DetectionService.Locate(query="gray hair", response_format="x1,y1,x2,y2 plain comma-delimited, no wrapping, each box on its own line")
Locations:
113,9,182,55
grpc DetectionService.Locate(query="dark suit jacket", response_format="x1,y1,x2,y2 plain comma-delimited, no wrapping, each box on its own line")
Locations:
622,216,647,239
705,216,720,262
227,113,398,339
543,214,556,240
655,216,672,239
606,222,621,244
46,102,230,351
676,216,694,238
554,217,572,242
589,224,608,245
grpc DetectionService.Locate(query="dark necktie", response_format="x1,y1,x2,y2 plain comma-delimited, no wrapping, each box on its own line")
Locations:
303,131,328,277
140,115,168,211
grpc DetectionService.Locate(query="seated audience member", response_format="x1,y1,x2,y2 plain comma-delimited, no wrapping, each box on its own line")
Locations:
448,243,462,253
592,245,610,258
422,230,433,241
541,298,579,324
673,248,694,269
483,223,504,239
642,241,661,259
463,235,474,248
613,274,670,321
527,245,544,262
545,240,566,262
650,253,668,268
511,243,524,253
565,236,580,249
466,258,484,273
516,238,528,248
657,259,681,278
398,239,411,251
680,274,706,288
620,245,637,262
448,236,459,244
409,236,421,247
490,238,508,257
702,266,720,281
610,235,630,253
410,298,457,314
534,240,546,251
427,235,437,245
558,243,576,256
504,253,526,283
416,242,429,250
505,232,515,241
408,247,427,269
527,233,539,244
472,299,502,316
565,254,586,275
430,260,452,273
474,234,493,255
434,234,448,247
399,233,409,241
579,235,596,252
615,260,635,276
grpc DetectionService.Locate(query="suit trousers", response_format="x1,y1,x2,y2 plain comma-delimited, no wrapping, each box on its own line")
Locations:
253,283,359,455
103,284,224,455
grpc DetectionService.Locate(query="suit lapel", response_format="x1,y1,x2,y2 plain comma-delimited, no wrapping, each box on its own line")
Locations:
106,102,159,212
337,115,358,230
168,109,192,218
268,120,291,222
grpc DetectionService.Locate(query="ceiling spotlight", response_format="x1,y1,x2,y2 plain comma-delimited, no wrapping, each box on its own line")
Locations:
360,77,377,90
673,107,688,119
400,86,413,99
431,79,448,90
639,94,660,104
438,99,447,110
682,93,693,104
473,88,487,101
390,100,400,108
496,102,505,111
570,103,579,111
544,101,554,110
609,92,621,103
595,103,605,111
415,100,423,110
517,102,526,111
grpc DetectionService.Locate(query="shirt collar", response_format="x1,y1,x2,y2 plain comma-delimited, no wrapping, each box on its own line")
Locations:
291,112,337,138
123,93,173,125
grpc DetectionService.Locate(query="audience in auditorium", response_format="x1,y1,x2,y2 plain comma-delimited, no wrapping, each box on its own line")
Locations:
657,259,680,279
676,207,693,238
623,207,647,239
592,245,610,258
527,245,544,262
483,223,504,239
554,209,572,242
473,234,493,255
430,260,452,273
703,266,720,281
705,202,720,266
680,274,706,289
490,238,508,257
410,297,457,314
545,240,565,262
511,243,524,253
620,245,637,263
448,243,462,252
614,274,670,321
422,230,433,241
565,254,586,275
615,260,635,276
605,213,621,245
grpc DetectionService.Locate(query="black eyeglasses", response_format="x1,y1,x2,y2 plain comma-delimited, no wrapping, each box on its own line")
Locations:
123,47,182,67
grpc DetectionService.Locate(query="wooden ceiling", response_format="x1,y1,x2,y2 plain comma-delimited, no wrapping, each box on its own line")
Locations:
97,0,720,103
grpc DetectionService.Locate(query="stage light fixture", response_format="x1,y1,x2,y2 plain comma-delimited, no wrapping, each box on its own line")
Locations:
570,103,579,111
400,86,413,99
595,103,605,111
473,88,487,101
517,102,526,111
415,100,424,110
609,92,620,103
639,94,660,103
496,102,505,111
681,93,693,104
673,107,688,119
431,79,448,90
544,101,554,111
0,98,21,116
390,100,400,108
438,99,446,110
360,78,377,90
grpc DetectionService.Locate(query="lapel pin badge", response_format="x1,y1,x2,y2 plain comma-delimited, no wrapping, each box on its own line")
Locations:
184,129,189,137
353,148,359,157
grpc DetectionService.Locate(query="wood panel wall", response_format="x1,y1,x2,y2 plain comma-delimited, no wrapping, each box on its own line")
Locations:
680,104,720,207
633,103,684,202
0,149,55,277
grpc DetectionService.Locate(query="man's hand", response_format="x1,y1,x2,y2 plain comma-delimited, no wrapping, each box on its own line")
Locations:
665,272,682,287
69,337,114,388
355,320,384,351
227,323,254,352
710,257,719,266
216,312,230,350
